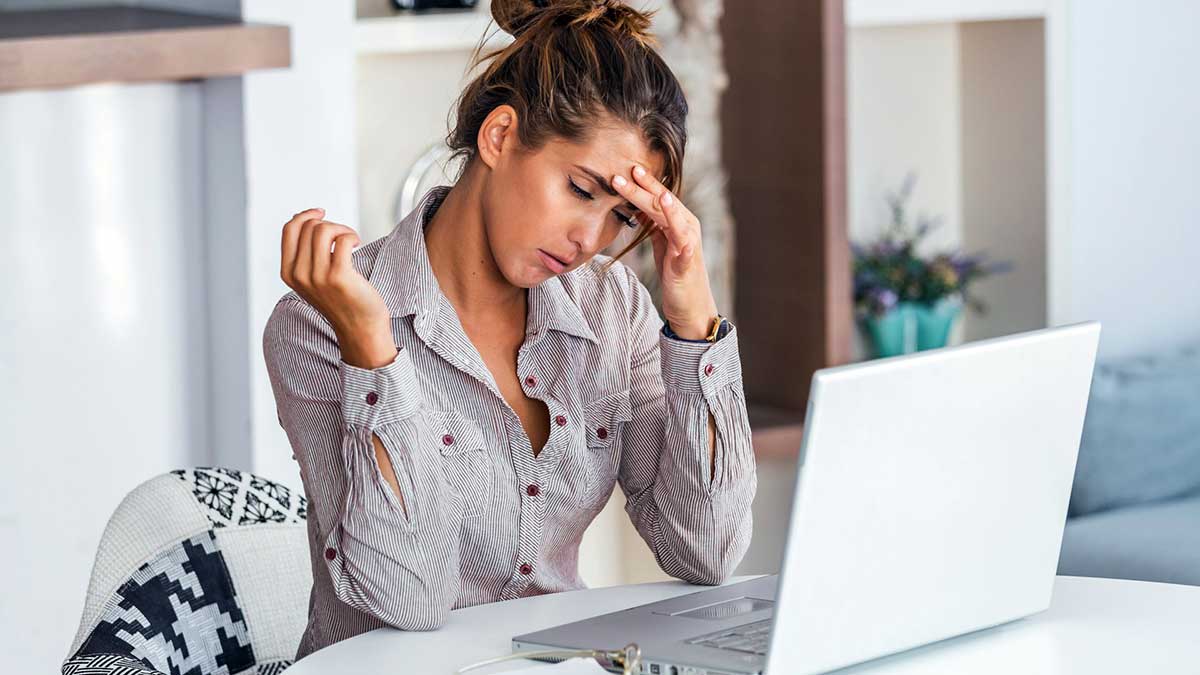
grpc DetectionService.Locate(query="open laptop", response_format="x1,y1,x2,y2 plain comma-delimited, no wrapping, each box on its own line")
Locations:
513,321,1101,674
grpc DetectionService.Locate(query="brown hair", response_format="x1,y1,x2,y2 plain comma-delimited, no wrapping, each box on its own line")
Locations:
445,0,689,272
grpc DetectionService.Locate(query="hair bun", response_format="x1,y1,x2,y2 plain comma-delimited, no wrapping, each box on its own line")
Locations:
491,0,655,47
490,0,551,38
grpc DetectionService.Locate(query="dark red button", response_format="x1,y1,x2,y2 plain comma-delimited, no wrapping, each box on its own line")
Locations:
596,427,608,440
526,484,540,497
442,434,454,446
524,375,537,388
324,547,337,561
519,563,533,575
555,415,567,426
365,391,379,405
704,363,715,376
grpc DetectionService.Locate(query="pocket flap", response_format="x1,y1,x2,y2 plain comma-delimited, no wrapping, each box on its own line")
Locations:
428,410,487,457
583,389,633,447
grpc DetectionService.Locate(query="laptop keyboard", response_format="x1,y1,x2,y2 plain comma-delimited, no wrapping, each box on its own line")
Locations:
686,618,772,655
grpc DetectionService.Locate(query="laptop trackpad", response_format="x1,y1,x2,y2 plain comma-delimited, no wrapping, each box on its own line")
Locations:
654,597,775,621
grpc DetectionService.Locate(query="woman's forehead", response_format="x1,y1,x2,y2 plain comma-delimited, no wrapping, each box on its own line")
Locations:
550,131,666,179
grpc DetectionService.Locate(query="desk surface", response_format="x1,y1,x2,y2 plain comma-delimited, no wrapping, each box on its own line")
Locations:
287,575,1200,674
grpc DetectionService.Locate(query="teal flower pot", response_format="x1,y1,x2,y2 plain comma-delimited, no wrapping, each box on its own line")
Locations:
912,296,962,351
861,303,918,358
861,296,962,358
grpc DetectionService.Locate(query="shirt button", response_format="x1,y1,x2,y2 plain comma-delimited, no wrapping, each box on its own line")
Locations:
524,375,538,388
324,547,337,561
596,427,608,440
555,415,567,426
365,391,379,405
526,484,540,497
519,563,533,575
442,434,455,446
704,363,715,377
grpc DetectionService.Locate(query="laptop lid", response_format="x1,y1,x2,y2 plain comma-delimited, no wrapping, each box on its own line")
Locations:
765,321,1101,673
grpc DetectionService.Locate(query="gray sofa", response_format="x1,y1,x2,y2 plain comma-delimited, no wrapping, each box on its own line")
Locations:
1058,340,1200,586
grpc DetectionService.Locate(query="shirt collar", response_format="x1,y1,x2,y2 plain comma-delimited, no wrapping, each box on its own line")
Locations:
367,183,598,345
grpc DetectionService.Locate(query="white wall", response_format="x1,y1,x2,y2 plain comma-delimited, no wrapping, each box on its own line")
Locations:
846,23,967,359
1052,0,1200,358
0,80,208,670
0,2,358,670
960,19,1047,341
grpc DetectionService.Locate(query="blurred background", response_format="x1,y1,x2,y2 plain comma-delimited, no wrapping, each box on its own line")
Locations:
2,0,1198,671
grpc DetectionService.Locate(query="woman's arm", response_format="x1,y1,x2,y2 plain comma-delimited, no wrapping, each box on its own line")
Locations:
616,264,758,585
264,297,463,631
265,209,464,630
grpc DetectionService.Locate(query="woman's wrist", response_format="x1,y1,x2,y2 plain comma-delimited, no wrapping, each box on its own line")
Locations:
666,302,721,340
335,317,399,369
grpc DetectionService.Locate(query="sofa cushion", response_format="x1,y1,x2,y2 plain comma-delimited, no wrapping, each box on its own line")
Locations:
1068,340,1200,517
1059,493,1200,586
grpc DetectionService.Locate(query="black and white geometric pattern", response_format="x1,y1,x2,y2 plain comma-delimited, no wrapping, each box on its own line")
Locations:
62,653,162,675
171,468,307,528
73,531,255,675
254,663,291,675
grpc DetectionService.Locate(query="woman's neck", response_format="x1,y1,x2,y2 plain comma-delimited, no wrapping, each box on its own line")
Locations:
423,172,525,320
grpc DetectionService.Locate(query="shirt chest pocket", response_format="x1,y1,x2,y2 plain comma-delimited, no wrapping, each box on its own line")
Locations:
428,410,493,519
582,390,633,509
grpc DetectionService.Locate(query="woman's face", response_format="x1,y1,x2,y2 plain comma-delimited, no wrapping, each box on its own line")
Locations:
478,107,667,288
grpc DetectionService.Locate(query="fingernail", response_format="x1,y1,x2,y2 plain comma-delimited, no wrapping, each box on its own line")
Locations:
633,165,646,177
613,175,627,187
662,191,673,206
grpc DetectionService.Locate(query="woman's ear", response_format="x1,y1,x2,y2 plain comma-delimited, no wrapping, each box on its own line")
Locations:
477,105,518,170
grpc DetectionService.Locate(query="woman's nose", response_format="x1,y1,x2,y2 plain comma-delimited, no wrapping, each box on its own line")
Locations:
568,218,606,255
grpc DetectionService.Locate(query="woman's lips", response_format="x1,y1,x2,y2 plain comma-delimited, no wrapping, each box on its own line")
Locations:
537,249,567,274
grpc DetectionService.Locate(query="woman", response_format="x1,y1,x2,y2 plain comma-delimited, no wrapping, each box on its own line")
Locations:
263,0,756,659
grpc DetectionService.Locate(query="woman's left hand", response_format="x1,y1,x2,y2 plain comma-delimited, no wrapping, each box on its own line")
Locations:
611,164,720,340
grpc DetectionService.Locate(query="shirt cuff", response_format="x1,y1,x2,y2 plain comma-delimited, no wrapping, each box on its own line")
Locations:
339,346,424,429
659,324,743,397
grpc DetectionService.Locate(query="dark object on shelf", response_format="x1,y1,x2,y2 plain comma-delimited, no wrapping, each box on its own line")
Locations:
391,0,478,10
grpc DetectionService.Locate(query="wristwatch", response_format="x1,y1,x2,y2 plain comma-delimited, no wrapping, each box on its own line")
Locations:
662,314,731,343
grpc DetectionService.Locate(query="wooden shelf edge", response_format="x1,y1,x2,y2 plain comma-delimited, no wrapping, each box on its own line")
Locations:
0,7,291,93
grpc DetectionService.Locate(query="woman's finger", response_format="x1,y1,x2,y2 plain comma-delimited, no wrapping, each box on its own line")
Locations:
282,208,323,283
294,217,319,289
615,166,692,258
657,188,694,259
330,231,361,279
310,221,355,283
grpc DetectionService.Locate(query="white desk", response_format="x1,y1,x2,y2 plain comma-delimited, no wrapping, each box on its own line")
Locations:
286,575,1200,674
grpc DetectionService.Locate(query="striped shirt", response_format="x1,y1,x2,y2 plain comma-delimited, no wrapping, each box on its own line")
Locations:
262,184,757,660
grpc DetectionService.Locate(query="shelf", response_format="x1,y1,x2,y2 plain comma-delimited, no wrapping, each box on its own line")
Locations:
355,10,511,56
0,6,290,93
847,0,1047,27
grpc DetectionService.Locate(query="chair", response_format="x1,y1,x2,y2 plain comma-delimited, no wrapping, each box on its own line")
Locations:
63,467,312,675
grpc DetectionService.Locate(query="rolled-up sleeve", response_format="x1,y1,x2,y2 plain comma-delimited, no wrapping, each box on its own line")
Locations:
262,297,461,631
616,266,758,585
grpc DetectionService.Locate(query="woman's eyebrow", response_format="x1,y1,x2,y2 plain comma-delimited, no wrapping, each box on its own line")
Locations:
574,164,640,212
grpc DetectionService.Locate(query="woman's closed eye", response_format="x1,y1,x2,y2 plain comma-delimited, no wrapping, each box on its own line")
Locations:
569,179,639,229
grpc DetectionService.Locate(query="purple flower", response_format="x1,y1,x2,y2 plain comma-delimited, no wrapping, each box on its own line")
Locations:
869,287,898,314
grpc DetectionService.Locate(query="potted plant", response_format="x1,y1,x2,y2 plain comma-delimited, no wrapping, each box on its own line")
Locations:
852,174,1012,358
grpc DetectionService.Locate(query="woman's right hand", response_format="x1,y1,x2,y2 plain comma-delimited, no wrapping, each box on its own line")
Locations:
281,208,398,368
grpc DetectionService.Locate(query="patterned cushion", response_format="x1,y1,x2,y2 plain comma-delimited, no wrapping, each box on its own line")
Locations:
62,654,162,675
170,468,306,528
66,468,310,675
